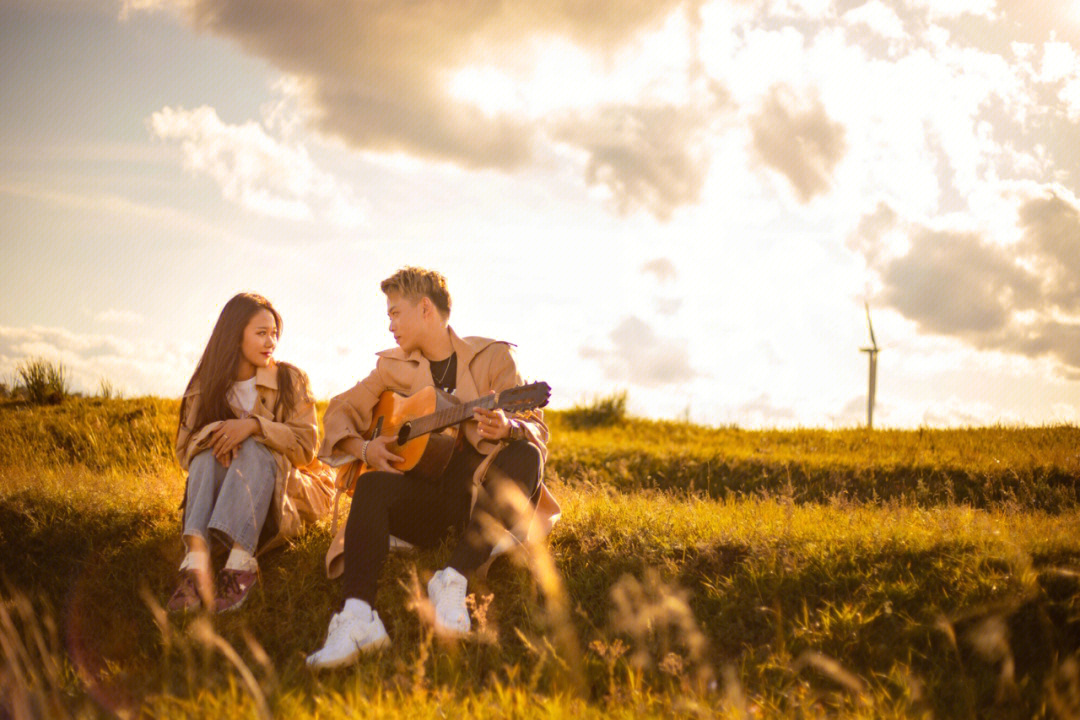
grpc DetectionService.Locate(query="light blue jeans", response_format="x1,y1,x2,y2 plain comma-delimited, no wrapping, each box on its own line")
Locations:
183,437,276,554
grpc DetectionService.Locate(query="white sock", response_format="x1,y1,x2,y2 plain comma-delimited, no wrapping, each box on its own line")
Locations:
179,550,209,574
224,546,258,573
343,598,374,621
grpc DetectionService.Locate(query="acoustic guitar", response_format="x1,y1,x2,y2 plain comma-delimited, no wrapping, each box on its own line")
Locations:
358,382,551,480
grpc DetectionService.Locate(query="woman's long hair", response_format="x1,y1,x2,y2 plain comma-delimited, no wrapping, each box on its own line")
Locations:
178,293,298,436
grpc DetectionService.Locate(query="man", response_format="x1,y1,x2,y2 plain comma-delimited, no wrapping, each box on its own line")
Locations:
306,267,560,670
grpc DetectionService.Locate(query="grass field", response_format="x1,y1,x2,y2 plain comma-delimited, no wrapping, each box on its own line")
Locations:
3,396,1080,718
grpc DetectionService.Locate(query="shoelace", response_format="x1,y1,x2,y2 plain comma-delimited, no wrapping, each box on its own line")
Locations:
443,574,466,605
219,571,243,598
173,572,199,598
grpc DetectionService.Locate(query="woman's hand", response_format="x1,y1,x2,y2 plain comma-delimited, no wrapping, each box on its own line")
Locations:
474,400,510,441
209,418,260,465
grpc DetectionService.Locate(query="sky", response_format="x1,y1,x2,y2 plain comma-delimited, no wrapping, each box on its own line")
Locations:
3,0,1080,428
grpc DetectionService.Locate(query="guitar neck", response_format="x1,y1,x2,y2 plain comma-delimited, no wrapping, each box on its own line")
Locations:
409,394,498,437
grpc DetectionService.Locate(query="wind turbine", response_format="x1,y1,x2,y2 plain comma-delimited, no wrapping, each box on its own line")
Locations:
860,301,880,429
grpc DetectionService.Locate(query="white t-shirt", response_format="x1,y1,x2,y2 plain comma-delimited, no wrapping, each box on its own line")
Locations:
227,376,258,417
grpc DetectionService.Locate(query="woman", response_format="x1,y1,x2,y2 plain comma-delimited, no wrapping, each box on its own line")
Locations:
169,293,334,613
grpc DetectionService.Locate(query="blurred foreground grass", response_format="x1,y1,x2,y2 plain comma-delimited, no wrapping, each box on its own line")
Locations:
2,397,1080,718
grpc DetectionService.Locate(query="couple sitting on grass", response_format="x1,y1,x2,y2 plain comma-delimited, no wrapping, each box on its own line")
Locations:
169,266,560,670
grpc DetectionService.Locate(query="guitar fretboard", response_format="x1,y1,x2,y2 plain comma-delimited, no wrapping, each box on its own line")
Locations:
409,394,497,437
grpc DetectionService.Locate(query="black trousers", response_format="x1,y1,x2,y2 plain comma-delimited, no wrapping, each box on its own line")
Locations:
340,439,543,605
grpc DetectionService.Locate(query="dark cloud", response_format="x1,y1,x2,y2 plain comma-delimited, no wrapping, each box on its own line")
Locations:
883,227,1040,336
155,0,722,219
553,93,725,219
852,191,1080,373
580,315,697,386
1018,193,1080,310
749,85,847,203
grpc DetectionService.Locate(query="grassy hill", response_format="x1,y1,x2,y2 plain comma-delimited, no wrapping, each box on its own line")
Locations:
2,397,1080,718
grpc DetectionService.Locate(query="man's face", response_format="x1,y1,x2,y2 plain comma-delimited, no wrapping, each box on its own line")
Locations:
386,291,424,352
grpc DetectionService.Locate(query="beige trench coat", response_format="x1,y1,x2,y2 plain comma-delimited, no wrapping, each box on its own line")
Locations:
176,362,336,554
320,327,561,578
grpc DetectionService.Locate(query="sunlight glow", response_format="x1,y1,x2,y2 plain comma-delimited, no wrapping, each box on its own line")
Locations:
448,9,696,118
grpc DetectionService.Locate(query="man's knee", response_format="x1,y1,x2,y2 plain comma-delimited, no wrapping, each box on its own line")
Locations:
493,440,542,479
353,471,399,503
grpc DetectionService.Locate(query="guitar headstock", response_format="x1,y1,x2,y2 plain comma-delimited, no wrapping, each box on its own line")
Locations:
494,381,551,413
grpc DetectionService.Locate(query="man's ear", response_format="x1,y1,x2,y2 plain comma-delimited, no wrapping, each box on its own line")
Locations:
420,296,433,319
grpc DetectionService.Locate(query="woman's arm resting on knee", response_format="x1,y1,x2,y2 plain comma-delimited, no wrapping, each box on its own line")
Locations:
252,366,319,468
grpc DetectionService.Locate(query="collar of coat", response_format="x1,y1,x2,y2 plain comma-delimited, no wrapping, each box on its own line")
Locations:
375,327,511,401
374,326,507,366
182,362,279,398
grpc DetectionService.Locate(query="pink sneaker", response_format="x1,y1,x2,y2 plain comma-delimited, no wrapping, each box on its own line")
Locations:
166,570,208,613
214,568,258,613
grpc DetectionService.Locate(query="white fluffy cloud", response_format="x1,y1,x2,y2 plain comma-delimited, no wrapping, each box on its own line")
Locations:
149,105,368,228
0,325,197,397
580,316,698,387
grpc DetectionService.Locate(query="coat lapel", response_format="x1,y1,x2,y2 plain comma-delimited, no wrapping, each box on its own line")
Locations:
448,327,480,402
253,364,279,418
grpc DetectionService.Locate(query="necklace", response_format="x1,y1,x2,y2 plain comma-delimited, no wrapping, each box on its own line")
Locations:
431,353,455,389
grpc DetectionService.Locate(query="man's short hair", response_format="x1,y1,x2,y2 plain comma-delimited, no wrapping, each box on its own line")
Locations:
381,267,452,318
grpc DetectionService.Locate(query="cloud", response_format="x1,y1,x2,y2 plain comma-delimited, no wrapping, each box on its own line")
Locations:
641,257,678,283
118,0,179,20
580,315,697,386
654,297,684,315
153,0,683,164
0,325,197,396
732,393,797,426
149,105,368,228
851,188,1080,374
133,0,728,220
553,93,725,219
749,84,847,203
842,1,907,41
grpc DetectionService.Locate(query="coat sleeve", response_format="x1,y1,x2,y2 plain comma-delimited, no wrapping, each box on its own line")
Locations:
252,367,319,469
319,364,387,463
487,343,549,462
175,393,196,470
175,391,222,471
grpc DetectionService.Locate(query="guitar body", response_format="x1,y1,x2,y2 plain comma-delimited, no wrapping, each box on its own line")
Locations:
356,380,551,482
362,386,460,480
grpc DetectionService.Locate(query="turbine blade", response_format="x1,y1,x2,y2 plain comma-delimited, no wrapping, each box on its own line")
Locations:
864,301,878,350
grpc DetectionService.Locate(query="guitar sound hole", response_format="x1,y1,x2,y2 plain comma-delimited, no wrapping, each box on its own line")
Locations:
397,423,412,445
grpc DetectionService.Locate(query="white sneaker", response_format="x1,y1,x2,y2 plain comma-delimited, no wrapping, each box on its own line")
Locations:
427,567,471,636
305,607,389,670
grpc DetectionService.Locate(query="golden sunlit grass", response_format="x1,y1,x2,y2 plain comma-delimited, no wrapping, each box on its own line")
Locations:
3,396,1080,718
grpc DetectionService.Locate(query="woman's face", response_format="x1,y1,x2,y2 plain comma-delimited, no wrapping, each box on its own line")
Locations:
239,308,278,376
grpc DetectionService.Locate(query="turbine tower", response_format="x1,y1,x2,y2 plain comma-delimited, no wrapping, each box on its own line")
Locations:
860,301,880,429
